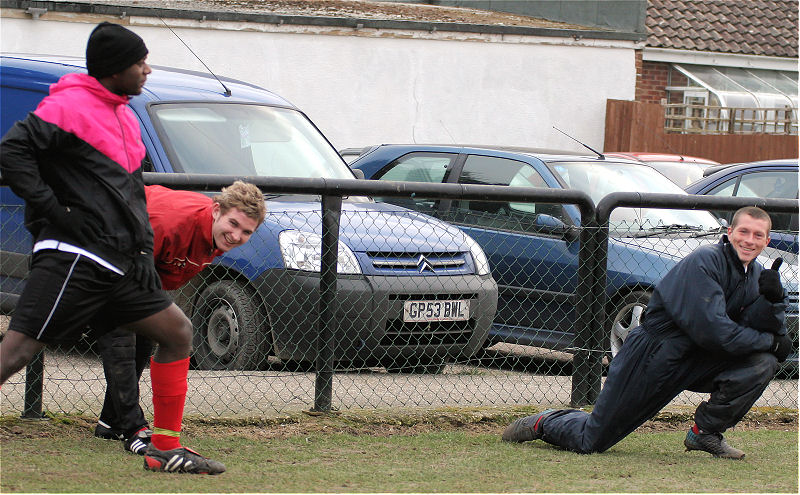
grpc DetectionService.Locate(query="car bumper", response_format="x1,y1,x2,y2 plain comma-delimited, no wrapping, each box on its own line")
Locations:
254,270,498,362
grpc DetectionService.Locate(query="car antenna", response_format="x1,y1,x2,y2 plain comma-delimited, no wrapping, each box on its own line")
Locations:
552,126,604,159
158,16,232,97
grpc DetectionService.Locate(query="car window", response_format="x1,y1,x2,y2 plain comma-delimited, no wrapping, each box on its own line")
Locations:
707,171,798,230
706,176,752,226
707,176,740,197
452,155,565,232
373,152,457,215
737,171,798,199
376,153,453,183
738,170,798,231
645,161,710,187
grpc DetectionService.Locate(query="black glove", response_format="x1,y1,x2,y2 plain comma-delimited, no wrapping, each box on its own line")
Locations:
48,205,103,246
770,334,793,363
759,258,784,303
130,251,161,292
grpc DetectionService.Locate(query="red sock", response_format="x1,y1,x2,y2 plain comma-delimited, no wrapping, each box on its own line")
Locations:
691,423,700,434
149,357,189,451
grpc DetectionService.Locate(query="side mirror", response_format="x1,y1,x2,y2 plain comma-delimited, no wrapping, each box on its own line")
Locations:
535,214,579,242
535,213,566,228
351,169,365,180
711,210,731,227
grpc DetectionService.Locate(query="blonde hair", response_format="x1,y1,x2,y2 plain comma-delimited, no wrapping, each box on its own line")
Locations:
213,181,266,225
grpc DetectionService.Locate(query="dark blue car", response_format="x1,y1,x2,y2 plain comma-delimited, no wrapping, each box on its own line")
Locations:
685,159,798,253
0,56,498,373
349,144,798,364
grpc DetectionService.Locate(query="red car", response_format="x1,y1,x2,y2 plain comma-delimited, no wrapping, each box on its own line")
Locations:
604,152,719,188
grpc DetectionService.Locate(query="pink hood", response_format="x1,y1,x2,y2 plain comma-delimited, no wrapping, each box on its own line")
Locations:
34,73,146,173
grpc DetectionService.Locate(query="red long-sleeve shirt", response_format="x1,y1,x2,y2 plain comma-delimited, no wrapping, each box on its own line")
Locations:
145,185,223,290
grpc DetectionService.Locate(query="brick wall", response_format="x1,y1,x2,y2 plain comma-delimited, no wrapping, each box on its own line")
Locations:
635,55,670,104
634,50,643,101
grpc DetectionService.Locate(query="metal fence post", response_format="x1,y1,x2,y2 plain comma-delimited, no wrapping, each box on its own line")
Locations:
313,194,342,412
587,218,610,402
571,216,605,406
22,350,44,418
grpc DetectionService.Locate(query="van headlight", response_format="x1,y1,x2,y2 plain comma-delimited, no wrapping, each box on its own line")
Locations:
279,230,361,274
464,234,491,276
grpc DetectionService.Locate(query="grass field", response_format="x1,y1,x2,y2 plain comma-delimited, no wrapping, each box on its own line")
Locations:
1,407,797,493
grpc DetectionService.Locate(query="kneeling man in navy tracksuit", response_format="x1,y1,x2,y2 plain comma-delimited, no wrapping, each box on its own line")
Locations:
502,206,792,459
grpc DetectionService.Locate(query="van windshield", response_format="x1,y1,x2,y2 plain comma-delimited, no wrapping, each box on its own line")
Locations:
149,103,352,179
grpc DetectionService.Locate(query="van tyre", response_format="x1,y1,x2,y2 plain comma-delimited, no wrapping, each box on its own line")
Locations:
191,281,269,370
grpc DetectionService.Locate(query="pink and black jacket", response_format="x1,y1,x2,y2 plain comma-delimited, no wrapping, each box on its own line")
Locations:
0,73,153,270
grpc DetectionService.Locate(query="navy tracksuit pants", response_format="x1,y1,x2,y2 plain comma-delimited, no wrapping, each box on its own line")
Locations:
538,325,778,454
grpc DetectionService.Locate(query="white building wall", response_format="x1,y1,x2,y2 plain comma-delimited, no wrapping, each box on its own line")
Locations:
0,13,638,152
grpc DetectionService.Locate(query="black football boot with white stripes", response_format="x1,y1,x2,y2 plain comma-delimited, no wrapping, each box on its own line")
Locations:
143,445,226,474
124,428,152,455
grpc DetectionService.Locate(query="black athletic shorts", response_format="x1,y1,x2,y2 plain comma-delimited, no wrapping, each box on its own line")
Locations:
8,250,172,345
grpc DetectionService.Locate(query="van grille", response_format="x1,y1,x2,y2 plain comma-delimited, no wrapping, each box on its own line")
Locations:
388,293,478,301
367,251,469,276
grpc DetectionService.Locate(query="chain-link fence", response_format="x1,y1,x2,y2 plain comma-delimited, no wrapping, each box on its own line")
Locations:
1,175,797,418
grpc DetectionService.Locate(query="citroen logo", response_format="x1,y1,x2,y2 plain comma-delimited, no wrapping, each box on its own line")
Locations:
417,254,436,274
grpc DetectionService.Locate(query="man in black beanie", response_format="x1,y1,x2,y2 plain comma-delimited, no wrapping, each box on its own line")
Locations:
84,21,156,457
0,22,225,474
87,21,149,79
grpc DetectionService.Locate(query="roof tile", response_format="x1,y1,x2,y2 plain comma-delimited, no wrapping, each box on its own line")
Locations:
646,0,798,58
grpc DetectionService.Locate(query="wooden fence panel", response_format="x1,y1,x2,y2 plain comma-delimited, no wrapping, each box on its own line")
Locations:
604,99,798,163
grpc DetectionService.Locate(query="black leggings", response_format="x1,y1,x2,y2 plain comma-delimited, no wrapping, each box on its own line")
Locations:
96,328,153,437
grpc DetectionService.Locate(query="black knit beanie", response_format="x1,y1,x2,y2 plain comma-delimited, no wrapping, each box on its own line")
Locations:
86,22,148,78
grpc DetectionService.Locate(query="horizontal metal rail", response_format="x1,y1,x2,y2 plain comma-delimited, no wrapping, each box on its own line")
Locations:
141,172,596,217
597,192,799,221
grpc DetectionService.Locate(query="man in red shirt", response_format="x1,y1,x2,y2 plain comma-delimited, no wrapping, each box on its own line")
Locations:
94,180,265,455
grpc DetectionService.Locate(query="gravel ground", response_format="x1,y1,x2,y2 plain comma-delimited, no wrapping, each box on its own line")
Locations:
2,318,796,418
1,345,796,418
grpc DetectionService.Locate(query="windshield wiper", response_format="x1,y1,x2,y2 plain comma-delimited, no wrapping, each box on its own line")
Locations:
631,224,705,238
690,226,726,238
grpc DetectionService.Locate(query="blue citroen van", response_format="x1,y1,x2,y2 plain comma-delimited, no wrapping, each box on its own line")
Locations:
0,54,498,373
